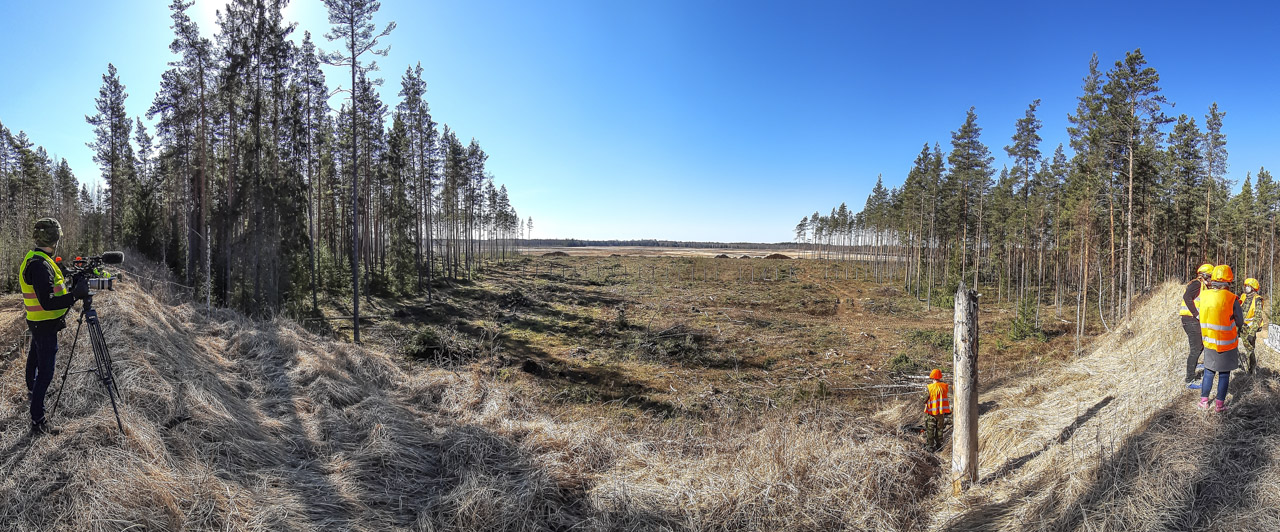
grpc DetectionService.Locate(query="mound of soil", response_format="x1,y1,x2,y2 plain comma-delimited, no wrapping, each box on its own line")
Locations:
739,255,753,259
714,254,731,259
764,253,792,260
609,253,623,257
542,251,569,257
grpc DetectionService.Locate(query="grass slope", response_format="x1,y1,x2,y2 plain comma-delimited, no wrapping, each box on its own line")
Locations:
936,281,1280,530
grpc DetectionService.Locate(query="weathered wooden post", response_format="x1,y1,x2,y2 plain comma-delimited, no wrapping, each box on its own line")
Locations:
952,281,979,494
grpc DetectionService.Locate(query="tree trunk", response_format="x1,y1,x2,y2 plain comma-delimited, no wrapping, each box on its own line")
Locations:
952,282,979,493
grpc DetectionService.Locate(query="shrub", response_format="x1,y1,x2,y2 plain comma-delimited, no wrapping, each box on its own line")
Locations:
887,352,921,374
905,329,952,352
1009,296,1046,341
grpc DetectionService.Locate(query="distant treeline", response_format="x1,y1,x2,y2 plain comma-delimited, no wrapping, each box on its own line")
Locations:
527,239,794,249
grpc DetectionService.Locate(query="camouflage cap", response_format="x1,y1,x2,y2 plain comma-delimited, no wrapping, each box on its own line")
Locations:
33,218,62,247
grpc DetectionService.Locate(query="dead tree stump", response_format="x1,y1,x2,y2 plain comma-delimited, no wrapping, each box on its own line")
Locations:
952,282,979,494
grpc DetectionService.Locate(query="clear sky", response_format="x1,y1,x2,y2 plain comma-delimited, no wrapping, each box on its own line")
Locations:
1,1,1277,242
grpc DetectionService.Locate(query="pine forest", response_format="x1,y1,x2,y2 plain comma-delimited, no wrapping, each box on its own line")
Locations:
795,50,1274,350
0,0,528,326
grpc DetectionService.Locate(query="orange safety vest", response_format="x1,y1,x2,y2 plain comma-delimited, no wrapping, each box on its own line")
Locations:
1241,292,1265,328
1180,278,1205,317
1200,288,1239,353
925,381,951,415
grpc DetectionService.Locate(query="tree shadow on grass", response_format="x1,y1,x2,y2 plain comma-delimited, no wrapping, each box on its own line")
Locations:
981,395,1114,485
948,370,1280,531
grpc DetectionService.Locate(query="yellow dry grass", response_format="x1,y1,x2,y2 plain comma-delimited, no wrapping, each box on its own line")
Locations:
4,275,1278,531
0,272,938,531
928,281,1280,530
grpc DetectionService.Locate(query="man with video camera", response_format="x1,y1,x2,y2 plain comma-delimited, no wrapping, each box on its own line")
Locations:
19,218,89,435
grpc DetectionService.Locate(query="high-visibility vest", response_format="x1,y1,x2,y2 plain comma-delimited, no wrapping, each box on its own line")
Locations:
1200,288,1239,352
1180,278,1205,317
1241,292,1265,328
18,249,70,322
925,381,951,415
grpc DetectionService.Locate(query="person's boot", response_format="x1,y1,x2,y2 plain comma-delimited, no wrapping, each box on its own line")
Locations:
1198,397,1211,410
1214,399,1228,413
30,420,60,437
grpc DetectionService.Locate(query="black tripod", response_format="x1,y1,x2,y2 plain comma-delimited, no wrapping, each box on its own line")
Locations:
50,294,124,433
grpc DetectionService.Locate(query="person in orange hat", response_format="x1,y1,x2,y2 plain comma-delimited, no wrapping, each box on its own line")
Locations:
922,368,951,451
1198,265,1245,413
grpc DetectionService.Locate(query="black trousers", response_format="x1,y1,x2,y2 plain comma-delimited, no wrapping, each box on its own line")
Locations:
1182,316,1202,382
25,328,60,424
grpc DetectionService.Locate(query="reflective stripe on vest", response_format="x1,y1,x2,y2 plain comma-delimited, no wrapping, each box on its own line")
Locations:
925,381,951,415
1242,293,1264,328
1180,278,1205,317
18,250,69,322
1199,288,1238,353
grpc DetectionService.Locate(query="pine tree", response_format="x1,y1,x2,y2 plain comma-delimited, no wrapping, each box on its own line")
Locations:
321,0,395,343
946,107,995,287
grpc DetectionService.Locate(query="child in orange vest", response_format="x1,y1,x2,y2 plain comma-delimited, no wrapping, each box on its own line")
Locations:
923,368,951,451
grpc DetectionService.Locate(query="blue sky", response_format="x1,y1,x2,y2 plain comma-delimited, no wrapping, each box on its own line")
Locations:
1,1,1277,242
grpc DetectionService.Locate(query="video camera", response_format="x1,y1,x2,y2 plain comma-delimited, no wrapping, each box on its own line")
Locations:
57,251,125,291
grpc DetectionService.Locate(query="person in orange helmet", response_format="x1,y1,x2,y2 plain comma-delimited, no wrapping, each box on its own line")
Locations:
1198,265,1245,413
922,368,951,451
1182,263,1214,389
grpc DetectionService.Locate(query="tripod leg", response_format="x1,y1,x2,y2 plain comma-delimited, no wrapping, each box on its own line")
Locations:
88,316,125,433
49,309,87,419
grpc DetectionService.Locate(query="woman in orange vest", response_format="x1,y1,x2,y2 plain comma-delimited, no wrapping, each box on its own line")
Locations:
1198,265,1245,413
1182,264,1213,388
922,368,951,451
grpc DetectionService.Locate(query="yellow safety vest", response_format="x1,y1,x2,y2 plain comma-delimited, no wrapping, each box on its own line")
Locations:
925,381,951,415
18,250,70,322
1200,288,1239,353
1180,278,1205,317
1241,292,1265,328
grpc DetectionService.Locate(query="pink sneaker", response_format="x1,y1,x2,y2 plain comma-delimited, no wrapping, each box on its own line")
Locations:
1214,399,1228,413
1198,397,1211,410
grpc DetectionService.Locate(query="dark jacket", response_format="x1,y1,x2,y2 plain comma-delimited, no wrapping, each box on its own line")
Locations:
23,248,75,333
1182,279,1203,321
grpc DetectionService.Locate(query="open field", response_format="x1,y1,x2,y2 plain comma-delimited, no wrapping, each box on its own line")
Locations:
519,246,807,258
341,255,1083,423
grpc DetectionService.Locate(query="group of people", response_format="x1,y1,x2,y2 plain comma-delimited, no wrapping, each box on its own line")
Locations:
1180,263,1265,413
919,262,1267,450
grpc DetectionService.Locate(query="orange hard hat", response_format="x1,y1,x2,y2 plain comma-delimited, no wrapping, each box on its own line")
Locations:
1197,263,1214,275
1212,265,1234,283
929,368,942,380
1246,278,1261,291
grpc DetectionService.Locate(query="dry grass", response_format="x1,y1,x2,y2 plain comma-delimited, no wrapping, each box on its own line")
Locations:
5,273,1277,531
932,281,1280,530
0,273,938,531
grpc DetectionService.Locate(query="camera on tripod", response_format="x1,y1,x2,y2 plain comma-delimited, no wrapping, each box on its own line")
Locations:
50,250,128,433
59,251,125,292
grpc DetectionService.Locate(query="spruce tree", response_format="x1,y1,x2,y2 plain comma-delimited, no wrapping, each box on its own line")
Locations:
86,63,134,247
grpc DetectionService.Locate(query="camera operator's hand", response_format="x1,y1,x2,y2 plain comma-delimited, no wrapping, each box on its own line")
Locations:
71,275,90,300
